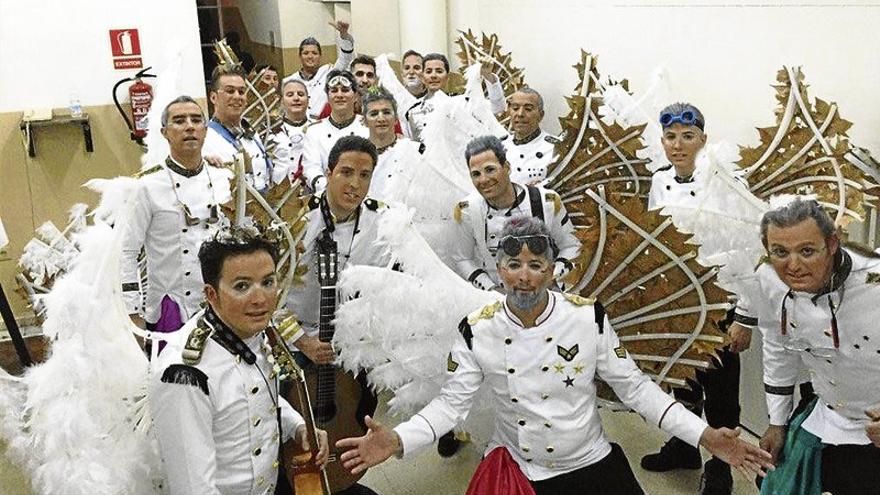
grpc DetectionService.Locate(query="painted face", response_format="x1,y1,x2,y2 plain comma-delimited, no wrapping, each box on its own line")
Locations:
508,91,543,138
161,101,207,156
281,81,309,120
766,218,838,293
326,151,375,218
300,44,322,72
498,244,554,309
661,123,706,172
327,83,356,114
210,74,247,124
352,63,377,90
205,250,279,339
260,69,278,88
363,100,396,135
423,59,448,92
402,54,424,89
468,149,512,205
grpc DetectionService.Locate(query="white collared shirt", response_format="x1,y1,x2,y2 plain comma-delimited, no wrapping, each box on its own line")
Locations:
503,130,558,185
300,117,370,192
121,158,232,323
394,292,707,481
202,123,273,192
269,118,312,184
368,138,423,202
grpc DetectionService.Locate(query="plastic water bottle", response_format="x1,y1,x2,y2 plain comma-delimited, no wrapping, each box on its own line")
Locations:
69,92,83,118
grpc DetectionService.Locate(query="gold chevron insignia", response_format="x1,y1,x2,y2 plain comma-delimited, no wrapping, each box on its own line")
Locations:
447,353,459,372
614,346,627,359
557,344,579,362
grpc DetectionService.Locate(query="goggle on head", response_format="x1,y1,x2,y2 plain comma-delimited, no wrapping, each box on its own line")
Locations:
659,109,704,130
499,234,558,259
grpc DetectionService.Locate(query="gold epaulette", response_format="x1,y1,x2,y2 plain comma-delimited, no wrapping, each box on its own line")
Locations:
133,164,162,178
467,300,503,325
545,192,562,215
453,200,469,223
562,293,596,306
182,321,214,365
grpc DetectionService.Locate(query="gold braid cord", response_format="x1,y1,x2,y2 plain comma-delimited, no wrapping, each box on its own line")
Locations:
547,51,729,402
738,67,868,227
453,30,525,122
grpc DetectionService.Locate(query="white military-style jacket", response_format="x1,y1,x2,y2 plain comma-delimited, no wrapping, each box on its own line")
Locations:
502,130,559,185
735,248,880,445
284,194,391,340
402,81,507,143
269,117,312,184
646,164,704,211
395,292,708,481
368,137,423,202
151,308,305,495
452,183,581,291
300,117,369,193
203,119,273,192
281,34,355,120
121,158,232,324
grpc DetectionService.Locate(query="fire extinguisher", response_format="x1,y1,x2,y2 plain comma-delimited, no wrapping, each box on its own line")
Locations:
113,67,156,146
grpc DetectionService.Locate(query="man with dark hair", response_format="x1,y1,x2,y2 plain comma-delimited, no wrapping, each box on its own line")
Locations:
336,216,774,495
301,70,369,193
122,96,232,335
254,63,279,89
150,225,329,494
401,50,426,98
734,196,880,495
361,86,423,201
501,87,560,185
203,64,274,193
285,135,386,495
283,21,356,120
351,54,377,92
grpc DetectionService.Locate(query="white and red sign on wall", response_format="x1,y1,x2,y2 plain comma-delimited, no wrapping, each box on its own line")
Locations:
109,28,143,69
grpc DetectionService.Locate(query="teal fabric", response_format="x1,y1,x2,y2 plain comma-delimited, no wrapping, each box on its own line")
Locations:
760,398,823,495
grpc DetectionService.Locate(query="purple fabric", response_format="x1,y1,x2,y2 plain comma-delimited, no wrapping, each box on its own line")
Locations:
155,295,184,333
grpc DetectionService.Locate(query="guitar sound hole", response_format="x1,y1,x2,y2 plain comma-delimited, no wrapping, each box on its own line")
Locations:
314,403,337,424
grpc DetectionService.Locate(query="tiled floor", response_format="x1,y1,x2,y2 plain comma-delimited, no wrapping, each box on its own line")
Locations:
0,399,761,494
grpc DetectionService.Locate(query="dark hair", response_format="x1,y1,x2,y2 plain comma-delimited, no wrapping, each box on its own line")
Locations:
465,135,507,166
161,95,204,127
255,64,278,74
327,135,378,172
199,226,280,289
324,69,357,94
402,50,424,65
361,86,397,115
210,64,247,92
423,53,449,72
760,197,836,248
299,37,322,55
351,54,376,70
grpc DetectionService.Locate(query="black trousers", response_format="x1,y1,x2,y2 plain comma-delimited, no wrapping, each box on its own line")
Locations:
820,443,880,495
531,443,644,495
674,346,741,429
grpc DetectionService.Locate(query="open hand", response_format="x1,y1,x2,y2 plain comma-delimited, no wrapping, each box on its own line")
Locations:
336,416,400,474
329,20,350,38
700,426,775,479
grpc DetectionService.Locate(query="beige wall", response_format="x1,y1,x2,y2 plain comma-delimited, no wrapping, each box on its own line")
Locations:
0,105,144,325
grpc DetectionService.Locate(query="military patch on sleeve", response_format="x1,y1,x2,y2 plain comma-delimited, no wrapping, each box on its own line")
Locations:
467,300,503,325
557,344,579,362
182,322,214,365
544,192,562,215
867,272,880,284
562,293,596,306
447,353,459,372
614,346,627,359
458,317,474,350
453,201,469,223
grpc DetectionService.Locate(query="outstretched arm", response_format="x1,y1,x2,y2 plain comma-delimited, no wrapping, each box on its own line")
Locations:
336,415,401,474
330,21,355,71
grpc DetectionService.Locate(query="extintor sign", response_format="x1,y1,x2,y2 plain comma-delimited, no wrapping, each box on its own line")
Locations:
109,29,143,70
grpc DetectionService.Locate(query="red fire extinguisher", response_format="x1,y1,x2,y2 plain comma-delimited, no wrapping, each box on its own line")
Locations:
128,78,153,139
113,67,156,145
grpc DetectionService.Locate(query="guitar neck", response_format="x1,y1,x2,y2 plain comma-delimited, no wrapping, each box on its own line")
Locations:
318,286,336,343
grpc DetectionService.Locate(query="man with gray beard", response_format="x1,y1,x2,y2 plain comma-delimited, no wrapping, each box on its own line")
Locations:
336,217,774,495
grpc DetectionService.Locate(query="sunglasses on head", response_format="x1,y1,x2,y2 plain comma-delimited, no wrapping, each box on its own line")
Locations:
659,110,703,129
500,234,554,257
328,75,353,89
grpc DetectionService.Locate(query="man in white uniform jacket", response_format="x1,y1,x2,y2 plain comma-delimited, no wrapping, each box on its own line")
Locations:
453,135,580,293
202,65,273,193
122,96,232,333
733,197,880,495
501,87,559,185
282,22,355,120
335,216,774,495
150,227,328,495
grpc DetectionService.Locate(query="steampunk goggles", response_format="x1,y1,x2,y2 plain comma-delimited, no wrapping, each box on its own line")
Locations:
659,110,703,130
327,75,354,89
499,234,556,258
